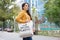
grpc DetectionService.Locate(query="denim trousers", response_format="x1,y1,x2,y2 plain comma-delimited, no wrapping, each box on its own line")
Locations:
23,37,32,40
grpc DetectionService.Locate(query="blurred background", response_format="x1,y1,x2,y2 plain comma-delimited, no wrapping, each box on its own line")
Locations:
0,0,60,37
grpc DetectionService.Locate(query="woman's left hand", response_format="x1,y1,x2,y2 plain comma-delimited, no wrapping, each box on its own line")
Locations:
26,19,30,22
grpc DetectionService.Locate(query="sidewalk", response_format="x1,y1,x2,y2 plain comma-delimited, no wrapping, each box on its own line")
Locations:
0,31,60,40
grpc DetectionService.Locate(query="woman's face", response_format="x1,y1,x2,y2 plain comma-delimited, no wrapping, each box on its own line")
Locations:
23,4,29,11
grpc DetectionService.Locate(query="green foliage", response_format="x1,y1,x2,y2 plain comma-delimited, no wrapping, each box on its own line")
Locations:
44,0,60,27
0,0,20,21
0,0,20,28
0,21,3,27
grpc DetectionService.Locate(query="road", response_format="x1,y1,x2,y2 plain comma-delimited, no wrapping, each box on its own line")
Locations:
0,31,60,40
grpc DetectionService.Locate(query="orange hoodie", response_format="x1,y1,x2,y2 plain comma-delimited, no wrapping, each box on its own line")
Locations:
15,10,31,23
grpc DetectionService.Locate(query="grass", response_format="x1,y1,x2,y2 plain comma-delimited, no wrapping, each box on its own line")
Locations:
38,30,60,37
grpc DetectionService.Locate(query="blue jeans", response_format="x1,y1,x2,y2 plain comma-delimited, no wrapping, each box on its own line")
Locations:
23,37,32,40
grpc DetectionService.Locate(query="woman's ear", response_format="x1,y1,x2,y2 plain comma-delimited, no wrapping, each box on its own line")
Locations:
22,7,24,10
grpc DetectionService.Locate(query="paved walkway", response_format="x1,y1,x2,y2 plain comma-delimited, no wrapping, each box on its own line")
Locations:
0,31,60,40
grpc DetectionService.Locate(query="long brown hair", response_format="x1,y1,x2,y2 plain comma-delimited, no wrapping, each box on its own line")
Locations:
22,3,32,20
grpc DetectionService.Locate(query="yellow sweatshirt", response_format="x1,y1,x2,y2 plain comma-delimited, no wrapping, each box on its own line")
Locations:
15,10,31,23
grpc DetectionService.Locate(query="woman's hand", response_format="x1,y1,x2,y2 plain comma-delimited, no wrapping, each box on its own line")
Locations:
26,19,30,23
33,28,35,32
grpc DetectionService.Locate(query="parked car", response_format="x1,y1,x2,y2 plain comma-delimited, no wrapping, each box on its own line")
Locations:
4,28,13,32
0,28,2,31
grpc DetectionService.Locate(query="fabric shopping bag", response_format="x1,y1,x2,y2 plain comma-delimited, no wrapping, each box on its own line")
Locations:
18,20,33,38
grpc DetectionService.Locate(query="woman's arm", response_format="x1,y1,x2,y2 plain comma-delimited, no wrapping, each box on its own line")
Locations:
15,12,27,23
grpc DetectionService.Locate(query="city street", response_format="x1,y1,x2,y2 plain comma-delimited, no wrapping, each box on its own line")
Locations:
0,31,60,40
0,0,60,40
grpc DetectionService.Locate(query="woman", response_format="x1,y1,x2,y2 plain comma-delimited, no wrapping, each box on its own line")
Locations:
15,3,33,40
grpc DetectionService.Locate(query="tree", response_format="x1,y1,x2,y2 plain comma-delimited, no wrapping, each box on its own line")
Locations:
0,0,20,28
44,0,60,27
32,6,45,34
0,0,14,21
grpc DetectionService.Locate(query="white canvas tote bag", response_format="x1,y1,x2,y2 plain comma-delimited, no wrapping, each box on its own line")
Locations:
18,20,33,38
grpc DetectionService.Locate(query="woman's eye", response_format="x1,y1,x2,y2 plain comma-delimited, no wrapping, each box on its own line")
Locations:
26,5,27,6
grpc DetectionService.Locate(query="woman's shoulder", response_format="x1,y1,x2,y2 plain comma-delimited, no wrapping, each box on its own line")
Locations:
18,11,24,15
19,10,26,14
